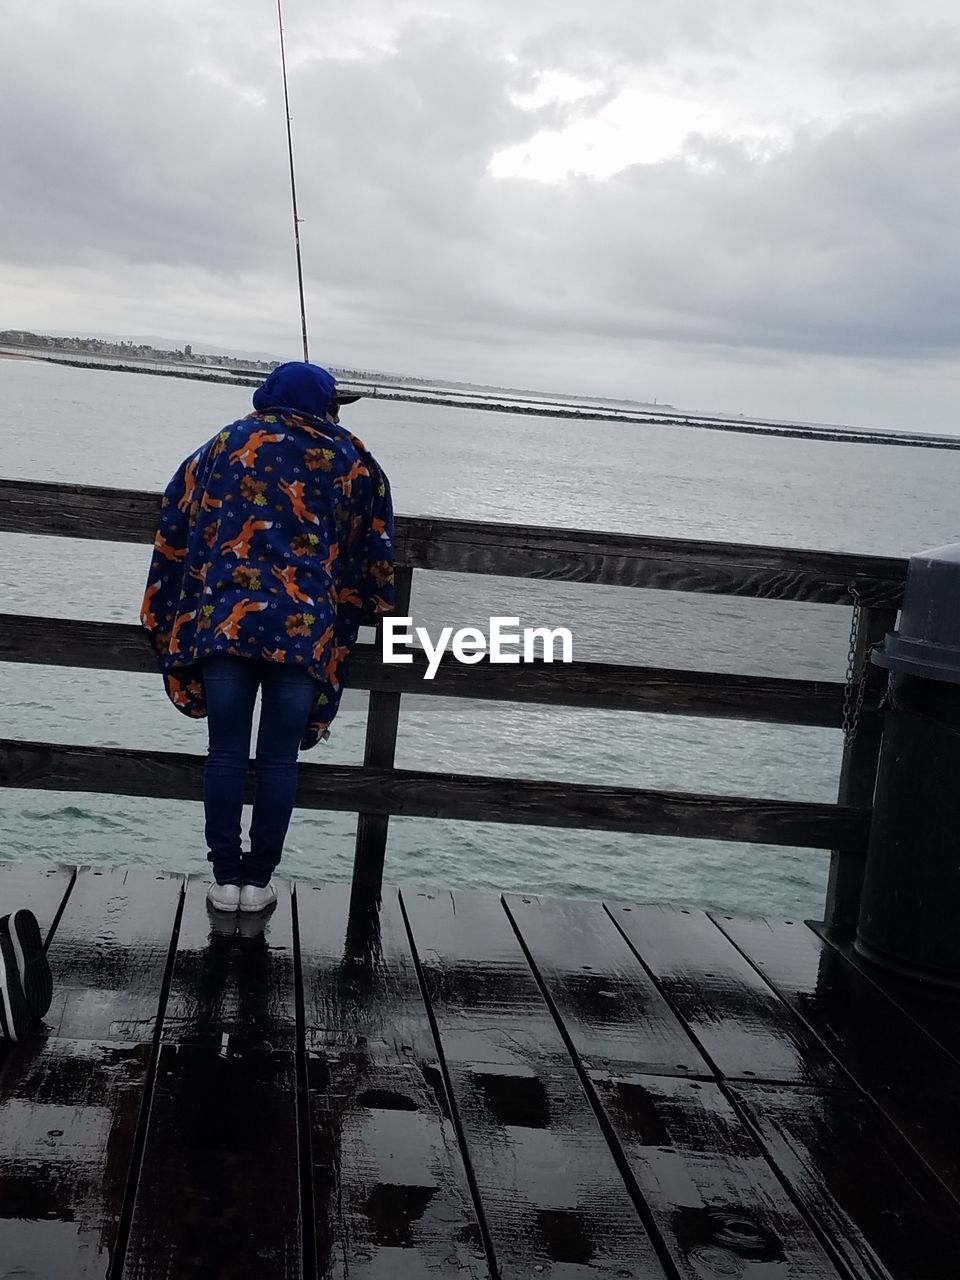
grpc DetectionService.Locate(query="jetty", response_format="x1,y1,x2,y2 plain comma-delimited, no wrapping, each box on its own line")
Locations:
1,476,956,1279
6,345,960,449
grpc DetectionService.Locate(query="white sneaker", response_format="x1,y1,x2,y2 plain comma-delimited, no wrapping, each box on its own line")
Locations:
240,882,278,913
207,882,241,912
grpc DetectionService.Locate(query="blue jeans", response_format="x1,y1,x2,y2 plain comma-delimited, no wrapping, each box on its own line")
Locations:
201,655,317,887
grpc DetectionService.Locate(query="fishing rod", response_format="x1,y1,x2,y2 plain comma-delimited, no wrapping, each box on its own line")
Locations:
276,0,310,361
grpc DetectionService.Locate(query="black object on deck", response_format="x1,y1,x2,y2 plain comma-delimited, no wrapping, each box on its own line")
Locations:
2,862,960,1279
858,541,960,985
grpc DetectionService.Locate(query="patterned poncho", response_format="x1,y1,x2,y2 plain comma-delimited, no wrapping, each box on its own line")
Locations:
140,404,394,749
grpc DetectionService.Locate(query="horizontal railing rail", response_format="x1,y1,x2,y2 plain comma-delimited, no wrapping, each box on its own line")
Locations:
0,477,906,604
0,476,906,927
0,613,858,728
0,740,870,850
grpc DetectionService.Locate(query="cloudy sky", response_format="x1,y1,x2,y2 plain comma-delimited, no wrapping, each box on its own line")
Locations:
4,0,960,427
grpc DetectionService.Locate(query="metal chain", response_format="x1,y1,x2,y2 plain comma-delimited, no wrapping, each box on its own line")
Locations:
841,584,867,745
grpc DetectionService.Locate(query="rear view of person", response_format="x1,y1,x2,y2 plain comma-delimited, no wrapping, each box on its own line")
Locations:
140,361,395,913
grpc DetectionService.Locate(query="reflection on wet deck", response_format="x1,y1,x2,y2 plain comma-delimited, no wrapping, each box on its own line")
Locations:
1,862,958,1279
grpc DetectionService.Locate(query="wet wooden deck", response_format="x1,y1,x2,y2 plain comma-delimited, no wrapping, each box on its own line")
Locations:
1,862,957,1279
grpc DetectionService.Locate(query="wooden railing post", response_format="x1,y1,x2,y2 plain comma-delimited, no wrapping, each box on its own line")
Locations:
348,565,414,914
824,604,898,930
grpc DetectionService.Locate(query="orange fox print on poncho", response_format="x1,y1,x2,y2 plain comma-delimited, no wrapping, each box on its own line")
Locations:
140,580,161,629
153,531,186,562
311,624,335,661
214,598,269,640
279,477,321,526
168,610,198,655
333,458,369,498
221,517,274,559
271,564,314,605
321,542,339,574
336,585,362,609
177,454,199,513
228,430,285,469
324,642,351,691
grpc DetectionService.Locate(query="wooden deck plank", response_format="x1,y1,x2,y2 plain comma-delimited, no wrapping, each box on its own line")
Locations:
0,859,74,937
714,914,960,1202
120,1041,302,1279
120,876,302,1280
0,866,181,1279
400,888,575,1071
299,888,437,1062
0,1038,151,1280
592,1074,845,1279
41,864,183,1042
503,894,710,1077
505,898,844,1278
734,1082,960,1280
401,887,670,1279
610,903,844,1086
159,873,298,1047
298,883,489,1279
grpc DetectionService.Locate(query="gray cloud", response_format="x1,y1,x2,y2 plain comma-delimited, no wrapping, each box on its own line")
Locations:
829,19,960,77
3,0,960,426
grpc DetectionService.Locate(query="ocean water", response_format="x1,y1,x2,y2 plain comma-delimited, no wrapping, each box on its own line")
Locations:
3,356,959,917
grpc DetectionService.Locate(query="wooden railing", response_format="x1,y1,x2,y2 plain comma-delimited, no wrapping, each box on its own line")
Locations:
0,477,906,926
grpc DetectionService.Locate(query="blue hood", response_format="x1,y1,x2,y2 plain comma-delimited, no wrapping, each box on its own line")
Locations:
252,361,337,420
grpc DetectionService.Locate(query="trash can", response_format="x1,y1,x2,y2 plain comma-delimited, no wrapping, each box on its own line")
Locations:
856,541,960,988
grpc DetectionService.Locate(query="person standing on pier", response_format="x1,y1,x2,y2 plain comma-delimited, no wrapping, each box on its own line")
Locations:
140,362,395,914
